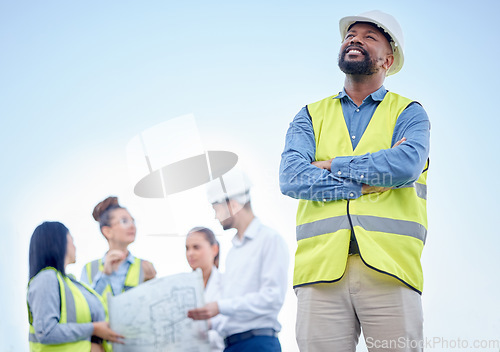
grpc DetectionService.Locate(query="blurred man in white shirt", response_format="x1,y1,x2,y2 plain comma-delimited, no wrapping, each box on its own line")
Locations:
188,169,289,352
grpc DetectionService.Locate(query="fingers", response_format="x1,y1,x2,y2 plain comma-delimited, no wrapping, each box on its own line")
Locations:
392,137,406,148
106,250,127,262
106,330,125,344
361,185,392,195
187,302,219,320
103,250,127,274
93,322,125,344
311,159,333,170
187,308,210,320
187,308,204,320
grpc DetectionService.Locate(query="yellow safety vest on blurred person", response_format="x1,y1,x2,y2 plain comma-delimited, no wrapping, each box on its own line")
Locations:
28,267,109,352
294,92,428,293
84,257,144,300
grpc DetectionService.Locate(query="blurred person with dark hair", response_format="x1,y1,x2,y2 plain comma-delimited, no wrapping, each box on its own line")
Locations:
81,196,156,299
186,226,224,351
27,221,123,352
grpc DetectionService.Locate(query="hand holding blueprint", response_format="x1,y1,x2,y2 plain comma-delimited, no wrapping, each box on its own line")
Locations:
108,269,210,352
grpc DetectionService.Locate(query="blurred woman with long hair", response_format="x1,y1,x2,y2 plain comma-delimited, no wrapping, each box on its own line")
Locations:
27,221,123,352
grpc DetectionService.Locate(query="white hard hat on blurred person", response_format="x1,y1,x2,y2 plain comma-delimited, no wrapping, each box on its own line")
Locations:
339,10,404,76
206,168,252,205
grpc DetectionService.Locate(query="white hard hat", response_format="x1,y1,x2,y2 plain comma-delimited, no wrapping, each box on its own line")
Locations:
206,168,252,205
339,10,404,76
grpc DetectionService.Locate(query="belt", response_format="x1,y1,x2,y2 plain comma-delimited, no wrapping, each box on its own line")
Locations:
224,328,277,348
348,239,359,255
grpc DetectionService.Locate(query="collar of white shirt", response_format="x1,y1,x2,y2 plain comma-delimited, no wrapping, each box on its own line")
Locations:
231,217,261,247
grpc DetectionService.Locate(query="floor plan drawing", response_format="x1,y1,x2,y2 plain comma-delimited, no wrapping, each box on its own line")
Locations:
151,286,197,346
109,269,210,352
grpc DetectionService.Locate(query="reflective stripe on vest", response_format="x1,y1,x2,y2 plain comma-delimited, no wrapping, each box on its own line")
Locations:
296,214,427,243
400,182,427,200
27,268,94,352
294,92,428,293
85,257,144,296
125,258,144,290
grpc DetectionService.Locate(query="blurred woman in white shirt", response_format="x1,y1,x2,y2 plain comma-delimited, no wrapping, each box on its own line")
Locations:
186,227,224,352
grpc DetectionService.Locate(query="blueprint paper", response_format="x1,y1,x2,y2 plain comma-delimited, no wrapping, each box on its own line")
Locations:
109,269,210,352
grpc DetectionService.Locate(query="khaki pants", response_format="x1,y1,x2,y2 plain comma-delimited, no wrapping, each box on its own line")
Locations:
295,255,423,352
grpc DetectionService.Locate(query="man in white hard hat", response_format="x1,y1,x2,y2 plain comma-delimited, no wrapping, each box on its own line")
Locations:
280,10,430,352
188,168,289,352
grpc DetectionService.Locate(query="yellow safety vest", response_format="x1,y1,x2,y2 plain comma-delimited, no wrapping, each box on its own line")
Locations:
294,92,428,293
84,257,144,300
84,257,143,352
27,267,109,352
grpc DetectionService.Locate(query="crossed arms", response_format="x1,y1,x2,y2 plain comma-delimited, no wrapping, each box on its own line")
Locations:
279,103,430,202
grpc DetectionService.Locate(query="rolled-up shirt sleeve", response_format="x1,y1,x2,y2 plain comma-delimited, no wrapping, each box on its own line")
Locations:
330,103,430,187
28,270,94,344
280,107,363,201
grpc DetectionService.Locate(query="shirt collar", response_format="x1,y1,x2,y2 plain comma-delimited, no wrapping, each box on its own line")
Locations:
333,85,387,103
125,251,135,264
231,217,261,246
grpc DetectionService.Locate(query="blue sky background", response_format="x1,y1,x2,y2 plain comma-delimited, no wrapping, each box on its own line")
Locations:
1,1,499,351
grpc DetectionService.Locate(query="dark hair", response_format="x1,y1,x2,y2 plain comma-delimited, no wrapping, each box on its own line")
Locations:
92,196,125,229
187,226,220,268
29,221,69,279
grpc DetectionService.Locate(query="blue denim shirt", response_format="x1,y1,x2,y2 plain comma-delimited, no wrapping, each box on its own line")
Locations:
279,86,430,202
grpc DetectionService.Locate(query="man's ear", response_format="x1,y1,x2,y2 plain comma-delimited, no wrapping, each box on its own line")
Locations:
227,199,244,216
383,54,394,71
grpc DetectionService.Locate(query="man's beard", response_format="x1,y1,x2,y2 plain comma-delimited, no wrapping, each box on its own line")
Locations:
338,47,378,75
220,217,234,230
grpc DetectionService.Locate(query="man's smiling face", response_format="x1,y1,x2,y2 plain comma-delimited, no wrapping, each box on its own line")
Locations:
338,22,393,76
